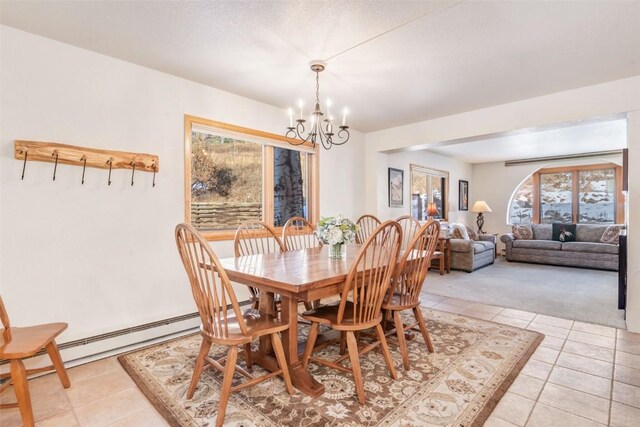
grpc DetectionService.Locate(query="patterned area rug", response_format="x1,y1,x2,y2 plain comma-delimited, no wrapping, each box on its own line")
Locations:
118,309,542,426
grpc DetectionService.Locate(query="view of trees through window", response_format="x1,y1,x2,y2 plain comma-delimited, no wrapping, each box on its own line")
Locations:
410,167,447,221
273,147,307,227
540,172,573,223
509,177,534,224
191,132,263,230
190,131,309,231
507,165,619,225
579,169,616,223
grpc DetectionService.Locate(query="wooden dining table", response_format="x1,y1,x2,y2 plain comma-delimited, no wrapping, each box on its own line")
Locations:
218,244,364,398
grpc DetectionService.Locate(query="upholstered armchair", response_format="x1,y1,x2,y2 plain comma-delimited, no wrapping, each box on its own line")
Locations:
449,225,496,272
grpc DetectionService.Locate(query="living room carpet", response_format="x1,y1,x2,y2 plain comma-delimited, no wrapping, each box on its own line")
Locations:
118,309,541,427
428,257,625,328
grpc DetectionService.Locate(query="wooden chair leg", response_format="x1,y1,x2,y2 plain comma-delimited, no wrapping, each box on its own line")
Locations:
345,331,365,405
375,324,398,380
45,340,70,388
10,359,34,427
339,331,346,355
302,322,319,368
271,333,294,395
187,339,212,399
413,307,435,353
243,343,253,371
393,311,410,371
216,345,238,427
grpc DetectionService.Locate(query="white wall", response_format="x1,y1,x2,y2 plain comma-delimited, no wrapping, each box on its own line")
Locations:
627,111,640,333
376,150,473,225
473,154,623,252
0,27,365,344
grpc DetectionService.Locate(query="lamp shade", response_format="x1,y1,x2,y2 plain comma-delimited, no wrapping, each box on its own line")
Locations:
470,200,492,213
426,202,439,217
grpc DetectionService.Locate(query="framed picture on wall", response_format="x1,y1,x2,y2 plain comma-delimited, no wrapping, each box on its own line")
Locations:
459,180,469,211
388,168,404,207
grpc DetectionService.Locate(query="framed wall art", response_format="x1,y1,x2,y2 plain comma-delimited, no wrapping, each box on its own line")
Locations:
459,180,469,211
388,168,404,207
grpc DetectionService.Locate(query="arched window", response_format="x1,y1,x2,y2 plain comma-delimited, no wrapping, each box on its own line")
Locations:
508,176,534,224
507,163,623,225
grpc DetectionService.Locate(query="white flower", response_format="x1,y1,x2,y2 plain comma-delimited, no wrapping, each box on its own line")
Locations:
326,227,344,245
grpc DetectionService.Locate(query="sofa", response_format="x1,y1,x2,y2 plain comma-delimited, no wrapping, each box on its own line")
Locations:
501,224,621,271
448,225,496,272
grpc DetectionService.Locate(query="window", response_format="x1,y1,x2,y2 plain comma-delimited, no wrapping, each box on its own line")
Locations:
185,115,319,240
507,164,623,225
410,164,448,221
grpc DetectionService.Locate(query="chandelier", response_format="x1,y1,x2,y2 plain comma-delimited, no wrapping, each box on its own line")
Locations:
285,61,350,150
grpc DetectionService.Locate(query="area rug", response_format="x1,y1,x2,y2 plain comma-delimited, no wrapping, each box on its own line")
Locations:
118,308,542,427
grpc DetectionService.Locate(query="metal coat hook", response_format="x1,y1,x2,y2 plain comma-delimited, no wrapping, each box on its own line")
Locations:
152,162,157,187
52,151,59,181
21,151,28,180
81,156,87,185
107,159,113,186
130,162,136,186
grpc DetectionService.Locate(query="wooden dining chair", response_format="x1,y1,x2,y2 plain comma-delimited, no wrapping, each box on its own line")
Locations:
301,221,402,405
0,296,71,427
382,219,440,371
175,223,293,427
396,215,421,250
281,216,322,251
355,214,381,244
234,221,286,310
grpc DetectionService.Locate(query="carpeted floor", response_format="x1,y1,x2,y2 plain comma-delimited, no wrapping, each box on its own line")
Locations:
427,257,625,328
119,309,541,427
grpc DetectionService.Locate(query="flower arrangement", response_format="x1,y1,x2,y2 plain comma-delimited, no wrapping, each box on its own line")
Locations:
316,215,358,247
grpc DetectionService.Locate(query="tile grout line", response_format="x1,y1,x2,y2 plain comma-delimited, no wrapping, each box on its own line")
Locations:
608,331,618,426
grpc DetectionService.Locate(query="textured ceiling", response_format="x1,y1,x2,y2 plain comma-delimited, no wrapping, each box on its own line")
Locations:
2,1,640,132
427,118,627,164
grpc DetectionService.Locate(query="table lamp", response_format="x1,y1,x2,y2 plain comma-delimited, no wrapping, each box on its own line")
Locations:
470,200,492,233
426,202,439,219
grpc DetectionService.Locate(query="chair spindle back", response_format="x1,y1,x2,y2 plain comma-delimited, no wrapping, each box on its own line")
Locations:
234,221,285,256
282,217,322,251
396,215,421,250
338,221,402,325
355,214,382,244
176,223,247,340
389,220,440,307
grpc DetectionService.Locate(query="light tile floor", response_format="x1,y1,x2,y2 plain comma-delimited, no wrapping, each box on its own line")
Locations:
1,293,639,426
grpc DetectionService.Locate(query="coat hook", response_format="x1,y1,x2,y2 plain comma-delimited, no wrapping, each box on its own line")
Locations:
81,156,87,185
21,150,28,180
107,159,113,186
52,151,59,181
130,162,136,186
152,162,157,188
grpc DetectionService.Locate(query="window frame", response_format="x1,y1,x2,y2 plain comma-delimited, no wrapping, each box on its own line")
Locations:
184,115,320,241
530,163,623,224
409,164,449,221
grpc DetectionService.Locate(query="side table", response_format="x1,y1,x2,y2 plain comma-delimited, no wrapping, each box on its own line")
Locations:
431,236,451,275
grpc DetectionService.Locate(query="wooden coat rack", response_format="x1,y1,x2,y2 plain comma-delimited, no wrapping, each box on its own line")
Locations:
14,140,159,186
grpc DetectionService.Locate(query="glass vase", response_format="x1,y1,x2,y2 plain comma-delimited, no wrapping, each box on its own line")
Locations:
329,243,346,259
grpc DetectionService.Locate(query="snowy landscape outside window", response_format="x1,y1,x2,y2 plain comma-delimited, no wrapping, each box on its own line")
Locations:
185,116,319,240
507,163,623,225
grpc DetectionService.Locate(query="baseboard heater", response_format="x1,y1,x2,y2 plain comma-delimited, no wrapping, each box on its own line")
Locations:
0,300,250,366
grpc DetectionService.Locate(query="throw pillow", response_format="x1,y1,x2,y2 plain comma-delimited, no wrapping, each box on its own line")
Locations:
512,224,533,240
466,227,479,241
601,224,624,245
450,223,470,240
551,223,577,242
